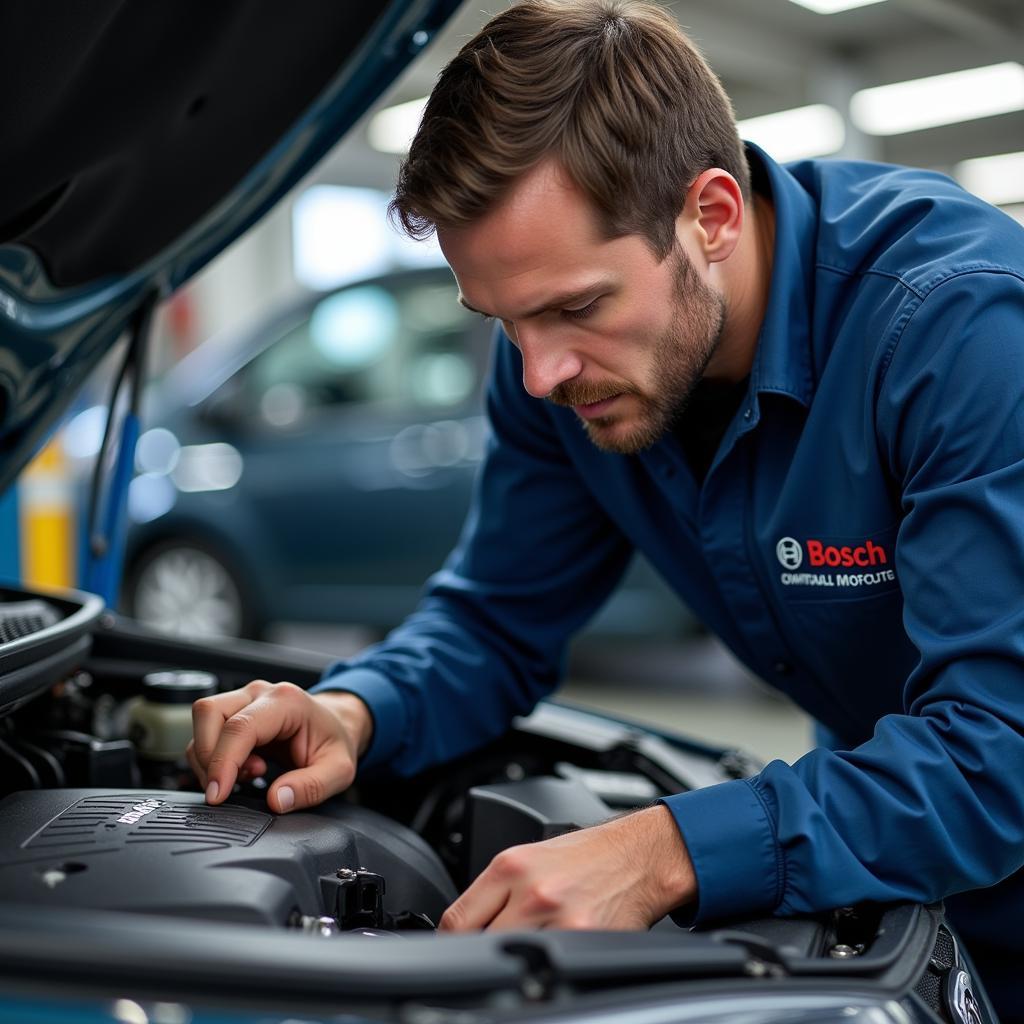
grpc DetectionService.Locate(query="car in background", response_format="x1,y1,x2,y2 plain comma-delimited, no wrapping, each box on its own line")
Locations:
118,266,693,641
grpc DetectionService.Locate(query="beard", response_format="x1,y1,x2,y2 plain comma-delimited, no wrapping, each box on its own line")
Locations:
547,248,726,455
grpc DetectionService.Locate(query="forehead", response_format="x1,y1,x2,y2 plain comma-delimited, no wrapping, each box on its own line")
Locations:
439,162,603,273
436,160,643,312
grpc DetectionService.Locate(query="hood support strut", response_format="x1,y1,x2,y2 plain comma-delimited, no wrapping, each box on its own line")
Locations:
82,292,158,606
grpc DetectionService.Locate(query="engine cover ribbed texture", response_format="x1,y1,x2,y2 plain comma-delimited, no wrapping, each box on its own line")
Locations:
0,789,455,927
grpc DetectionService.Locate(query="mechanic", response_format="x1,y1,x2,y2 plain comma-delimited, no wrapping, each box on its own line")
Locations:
188,1,1024,1015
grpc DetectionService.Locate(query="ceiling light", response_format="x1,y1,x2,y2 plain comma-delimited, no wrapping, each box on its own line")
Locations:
367,96,428,154
738,105,845,162
851,63,1024,136
292,185,443,291
787,0,887,12
956,152,1024,208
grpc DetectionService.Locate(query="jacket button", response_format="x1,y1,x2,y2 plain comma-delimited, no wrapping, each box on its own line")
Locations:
773,660,793,675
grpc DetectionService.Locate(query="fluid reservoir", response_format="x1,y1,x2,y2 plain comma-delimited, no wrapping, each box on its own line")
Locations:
129,670,218,762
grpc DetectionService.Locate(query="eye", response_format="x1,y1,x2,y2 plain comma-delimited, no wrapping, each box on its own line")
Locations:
562,300,599,321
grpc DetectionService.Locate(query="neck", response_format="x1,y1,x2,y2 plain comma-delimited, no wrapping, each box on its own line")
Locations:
704,191,775,382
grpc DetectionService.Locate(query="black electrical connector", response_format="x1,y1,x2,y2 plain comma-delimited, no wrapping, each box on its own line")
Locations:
321,868,386,929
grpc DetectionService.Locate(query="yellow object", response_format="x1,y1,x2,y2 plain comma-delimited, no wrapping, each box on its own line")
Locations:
19,440,75,589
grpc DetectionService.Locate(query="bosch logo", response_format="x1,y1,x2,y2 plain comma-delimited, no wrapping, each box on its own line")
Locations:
776,538,803,569
807,539,887,568
778,535,895,590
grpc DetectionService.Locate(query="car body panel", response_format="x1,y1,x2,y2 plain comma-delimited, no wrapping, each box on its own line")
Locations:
0,0,463,498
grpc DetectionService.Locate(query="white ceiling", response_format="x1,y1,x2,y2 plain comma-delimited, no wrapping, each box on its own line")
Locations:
314,0,1024,189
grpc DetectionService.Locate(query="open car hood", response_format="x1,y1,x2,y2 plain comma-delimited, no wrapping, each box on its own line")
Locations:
0,0,461,495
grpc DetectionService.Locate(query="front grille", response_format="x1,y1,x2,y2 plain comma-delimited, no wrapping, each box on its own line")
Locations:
914,925,956,1017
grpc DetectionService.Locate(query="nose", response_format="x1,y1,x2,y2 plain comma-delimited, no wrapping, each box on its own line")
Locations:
516,324,584,399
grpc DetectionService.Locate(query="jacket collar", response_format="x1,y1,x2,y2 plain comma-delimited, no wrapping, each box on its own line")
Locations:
743,142,817,409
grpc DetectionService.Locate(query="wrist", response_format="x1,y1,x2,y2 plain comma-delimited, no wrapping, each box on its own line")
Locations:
630,804,697,917
316,691,374,757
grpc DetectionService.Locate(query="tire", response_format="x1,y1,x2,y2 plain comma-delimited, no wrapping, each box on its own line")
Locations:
123,540,259,640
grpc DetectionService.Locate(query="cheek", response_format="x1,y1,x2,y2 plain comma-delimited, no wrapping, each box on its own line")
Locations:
591,304,671,363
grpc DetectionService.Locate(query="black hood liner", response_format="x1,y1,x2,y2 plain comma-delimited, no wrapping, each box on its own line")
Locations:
0,1,385,288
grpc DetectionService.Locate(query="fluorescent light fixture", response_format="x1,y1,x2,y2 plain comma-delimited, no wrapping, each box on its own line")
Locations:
955,151,1024,208
851,63,1024,136
787,0,887,12
292,186,444,290
738,105,845,162
293,187,393,288
368,96,428,154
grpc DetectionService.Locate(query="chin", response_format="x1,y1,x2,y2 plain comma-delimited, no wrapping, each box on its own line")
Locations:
582,415,662,455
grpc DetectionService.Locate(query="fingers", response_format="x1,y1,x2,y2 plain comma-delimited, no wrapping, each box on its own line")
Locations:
239,753,268,780
188,738,268,788
269,756,355,814
440,852,519,931
440,886,510,931
188,680,358,813
444,812,693,933
196,681,303,804
440,832,645,932
191,681,270,768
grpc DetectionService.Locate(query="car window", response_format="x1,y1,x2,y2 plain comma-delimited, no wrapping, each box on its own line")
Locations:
242,276,478,427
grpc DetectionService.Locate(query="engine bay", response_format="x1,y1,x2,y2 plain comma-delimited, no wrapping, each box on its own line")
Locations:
0,583,754,937
0,585,973,1023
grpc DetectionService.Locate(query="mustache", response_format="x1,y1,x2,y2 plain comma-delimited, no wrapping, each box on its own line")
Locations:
548,379,639,407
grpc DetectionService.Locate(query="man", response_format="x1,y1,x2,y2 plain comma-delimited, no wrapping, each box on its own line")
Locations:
188,0,1024,1014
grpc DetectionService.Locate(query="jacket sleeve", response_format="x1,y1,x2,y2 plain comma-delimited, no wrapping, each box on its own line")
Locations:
310,329,633,776
661,270,1024,923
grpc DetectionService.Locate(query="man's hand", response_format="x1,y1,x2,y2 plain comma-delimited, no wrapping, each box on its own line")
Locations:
186,681,373,814
440,804,696,931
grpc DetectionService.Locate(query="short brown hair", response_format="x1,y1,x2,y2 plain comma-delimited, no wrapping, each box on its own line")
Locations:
391,0,750,259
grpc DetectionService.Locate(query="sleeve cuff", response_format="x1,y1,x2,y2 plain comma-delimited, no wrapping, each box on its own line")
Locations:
659,778,783,926
310,667,407,773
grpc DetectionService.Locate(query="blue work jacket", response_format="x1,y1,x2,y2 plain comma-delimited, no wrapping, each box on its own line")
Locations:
315,145,1024,965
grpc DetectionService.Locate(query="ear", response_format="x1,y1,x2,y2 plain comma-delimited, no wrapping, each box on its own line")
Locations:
676,169,744,264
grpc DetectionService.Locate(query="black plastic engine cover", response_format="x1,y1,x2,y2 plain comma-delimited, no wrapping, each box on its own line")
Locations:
0,789,456,927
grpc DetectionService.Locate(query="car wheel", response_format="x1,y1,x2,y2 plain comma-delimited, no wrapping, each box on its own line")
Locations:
124,541,256,640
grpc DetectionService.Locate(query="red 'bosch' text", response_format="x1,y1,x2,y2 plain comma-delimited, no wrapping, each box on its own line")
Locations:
806,540,887,568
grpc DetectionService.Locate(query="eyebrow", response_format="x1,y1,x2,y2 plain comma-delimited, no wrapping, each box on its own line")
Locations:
457,283,612,321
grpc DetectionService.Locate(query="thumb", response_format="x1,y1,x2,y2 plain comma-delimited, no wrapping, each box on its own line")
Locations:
268,757,354,814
